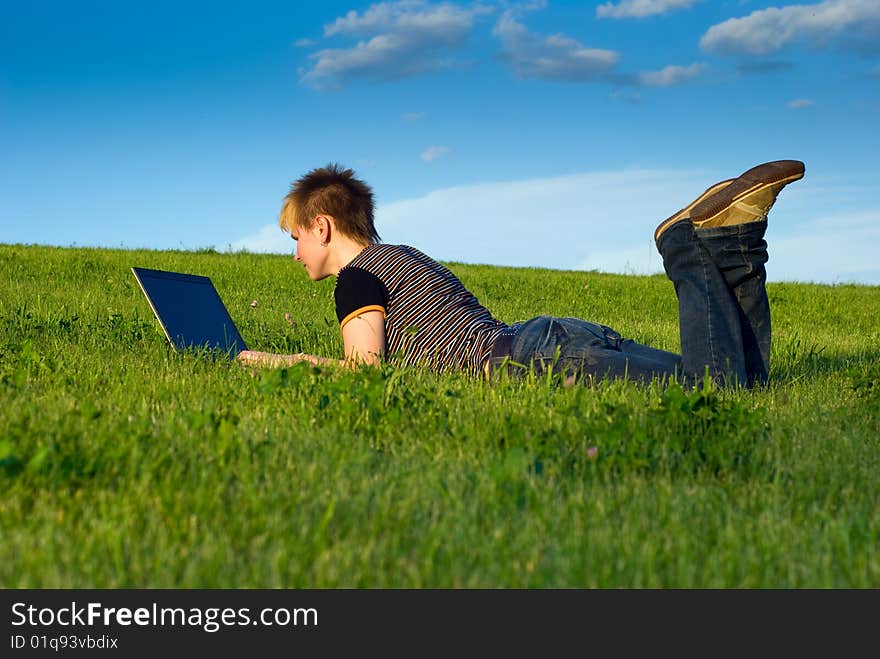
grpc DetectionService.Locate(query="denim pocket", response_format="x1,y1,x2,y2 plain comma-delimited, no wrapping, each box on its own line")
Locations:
556,317,620,350
534,318,569,361
508,316,566,366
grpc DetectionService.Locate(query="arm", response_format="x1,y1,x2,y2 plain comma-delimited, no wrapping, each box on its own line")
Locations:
236,350,344,369
236,309,386,370
341,309,386,367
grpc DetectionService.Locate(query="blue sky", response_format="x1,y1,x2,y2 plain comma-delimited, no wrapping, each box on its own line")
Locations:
3,0,879,284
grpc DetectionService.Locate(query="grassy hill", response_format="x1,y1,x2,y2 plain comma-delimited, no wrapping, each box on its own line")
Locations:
1,243,878,587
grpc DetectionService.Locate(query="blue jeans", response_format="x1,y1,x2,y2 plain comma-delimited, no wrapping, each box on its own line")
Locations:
491,315,683,383
489,220,771,388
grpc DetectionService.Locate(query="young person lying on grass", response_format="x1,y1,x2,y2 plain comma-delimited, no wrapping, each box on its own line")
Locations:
237,160,805,388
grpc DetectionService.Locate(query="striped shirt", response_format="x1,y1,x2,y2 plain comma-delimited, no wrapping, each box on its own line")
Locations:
334,244,509,375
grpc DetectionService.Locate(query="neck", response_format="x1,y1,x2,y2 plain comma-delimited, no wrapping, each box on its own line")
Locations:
327,235,370,276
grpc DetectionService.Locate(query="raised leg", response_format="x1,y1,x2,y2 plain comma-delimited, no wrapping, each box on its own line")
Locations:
695,221,771,386
654,160,804,388
656,221,748,385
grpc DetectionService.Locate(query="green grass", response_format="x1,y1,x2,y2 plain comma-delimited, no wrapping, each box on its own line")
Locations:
1,243,879,587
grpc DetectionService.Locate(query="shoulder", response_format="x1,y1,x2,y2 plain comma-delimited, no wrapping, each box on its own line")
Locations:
347,243,433,268
334,266,388,326
335,265,386,293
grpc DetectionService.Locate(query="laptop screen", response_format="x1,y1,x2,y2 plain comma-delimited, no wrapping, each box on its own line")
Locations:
131,267,248,357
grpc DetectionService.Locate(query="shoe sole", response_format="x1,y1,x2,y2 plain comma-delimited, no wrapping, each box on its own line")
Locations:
690,160,805,227
653,178,734,243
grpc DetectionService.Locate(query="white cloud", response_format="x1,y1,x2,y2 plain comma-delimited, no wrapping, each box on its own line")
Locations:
323,0,489,36
787,98,816,109
597,0,700,20
421,145,451,161
700,0,880,56
230,169,880,285
293,38,317,47
768,210,880,284
231,223,292,255
300,1,493,86
639,62,705,86
493,9,619,81
402,111,427,121
359,169,691,271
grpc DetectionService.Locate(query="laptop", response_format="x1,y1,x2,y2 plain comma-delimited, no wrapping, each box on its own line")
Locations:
131,266,249,358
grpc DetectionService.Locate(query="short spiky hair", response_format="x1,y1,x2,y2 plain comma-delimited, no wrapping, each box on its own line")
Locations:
279,163,380,245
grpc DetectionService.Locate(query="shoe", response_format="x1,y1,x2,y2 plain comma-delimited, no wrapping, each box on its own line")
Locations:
690,160,805,228
654,178,734,243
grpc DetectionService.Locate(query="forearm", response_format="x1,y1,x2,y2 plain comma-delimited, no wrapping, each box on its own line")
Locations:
237,350,345,369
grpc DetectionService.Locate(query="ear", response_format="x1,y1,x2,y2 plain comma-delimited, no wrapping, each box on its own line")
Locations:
313,215,332,244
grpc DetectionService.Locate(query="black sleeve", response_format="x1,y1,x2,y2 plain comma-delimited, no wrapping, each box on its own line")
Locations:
335,266,388,328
